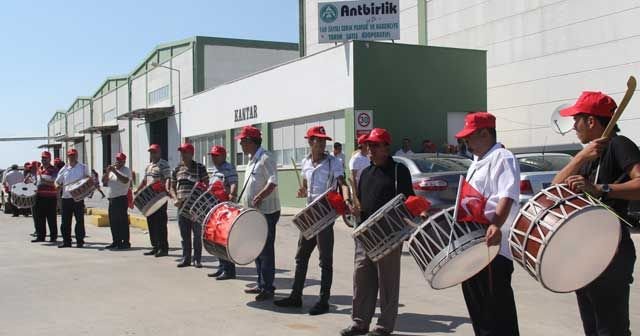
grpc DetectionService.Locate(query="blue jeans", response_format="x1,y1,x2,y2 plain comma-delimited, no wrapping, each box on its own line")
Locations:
178,215,202,262
255,211,279,293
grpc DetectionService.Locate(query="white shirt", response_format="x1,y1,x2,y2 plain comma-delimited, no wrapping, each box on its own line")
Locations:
301,153,344,203
242,147,281,214
465,143,520,259
107,166,131,198
348,151,370,187
332,152,346,168
55,163,90,199
3,169,24,188
395,149,414,157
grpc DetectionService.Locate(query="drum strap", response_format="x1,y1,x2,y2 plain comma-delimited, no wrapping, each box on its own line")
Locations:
237,149,263,203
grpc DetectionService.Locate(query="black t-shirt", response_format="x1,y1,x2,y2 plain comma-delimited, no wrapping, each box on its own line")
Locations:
579,135,640,217
357,157,414,224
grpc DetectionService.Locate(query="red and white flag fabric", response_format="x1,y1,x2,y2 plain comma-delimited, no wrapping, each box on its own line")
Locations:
456,177,491,225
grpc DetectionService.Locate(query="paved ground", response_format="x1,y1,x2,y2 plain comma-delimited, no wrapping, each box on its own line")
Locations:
1,208,638,336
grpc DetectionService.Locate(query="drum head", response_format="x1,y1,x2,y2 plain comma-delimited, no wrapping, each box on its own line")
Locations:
227,209,268,265
431,243,499,290
12,183,37,195
142,195,169,217
539,207,620,293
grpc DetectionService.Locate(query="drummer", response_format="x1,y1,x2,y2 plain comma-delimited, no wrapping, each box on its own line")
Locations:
206,145,239,280
340,128,415,336
34,151,59,243
102,152,131,250
135,144,172,257
551,91,639,335
169,143,209,268
274,126,348,315
454,112,521,336
24,161,39,230
54,148,91,248
2,164,23,217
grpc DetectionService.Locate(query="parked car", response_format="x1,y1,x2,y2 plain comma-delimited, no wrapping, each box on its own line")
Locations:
517,153,573,204
393,154,472,214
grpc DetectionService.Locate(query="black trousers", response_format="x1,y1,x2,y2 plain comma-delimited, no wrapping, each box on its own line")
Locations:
178,215,202,262
462,254,520,336
35,196,57,240
147,203,168,250
291,224,334,301
576,228,636,336
61,198,85,244
108,196,129,245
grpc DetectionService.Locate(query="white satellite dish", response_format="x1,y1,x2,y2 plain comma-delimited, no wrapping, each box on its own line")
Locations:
550,103,575,135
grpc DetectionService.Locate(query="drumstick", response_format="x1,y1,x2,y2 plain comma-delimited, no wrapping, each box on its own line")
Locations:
290,158,302,189
487,247,494,296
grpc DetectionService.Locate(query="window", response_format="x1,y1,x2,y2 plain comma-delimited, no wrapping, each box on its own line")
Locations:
103,108,116,123
148,85,170,106
270,111,345,167
189,132,226,169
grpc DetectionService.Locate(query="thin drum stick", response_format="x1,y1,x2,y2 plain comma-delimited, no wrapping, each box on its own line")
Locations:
290,157,302,188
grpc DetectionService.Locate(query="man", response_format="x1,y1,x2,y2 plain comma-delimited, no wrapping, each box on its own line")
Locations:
3,164,24,217
55,148,90,248
454,112,521,336
102,152,131,250
394,137,414,157
421,139,436,153
275,126,348,315
205,145,239,280
24,161,39,228
34,151,59,243
332,142,346,170
552,91,638,336
347,134,370,227
236,125,280,301
169,143,209,268
136,144,171,257
341,128,415,336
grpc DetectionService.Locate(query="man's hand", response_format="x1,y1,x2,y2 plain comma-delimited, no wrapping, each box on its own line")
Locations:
485,224,502,246
252,195,263,208
174,199,183,208
565,175,600,196
576,137,609,162
296,186,307,198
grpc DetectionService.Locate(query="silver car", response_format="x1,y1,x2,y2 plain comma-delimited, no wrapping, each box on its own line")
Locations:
393,154,472,214
517,153,573,204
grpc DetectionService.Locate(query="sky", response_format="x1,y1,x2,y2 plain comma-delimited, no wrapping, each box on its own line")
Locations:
0,0,299,168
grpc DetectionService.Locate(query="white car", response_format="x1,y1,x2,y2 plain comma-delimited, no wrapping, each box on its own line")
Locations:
517,153,573,205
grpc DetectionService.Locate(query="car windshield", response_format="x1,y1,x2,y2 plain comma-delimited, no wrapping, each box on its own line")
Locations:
518,155,572,172
410,157,472,173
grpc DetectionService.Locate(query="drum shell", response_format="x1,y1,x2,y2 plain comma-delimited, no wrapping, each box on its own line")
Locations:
11,183,37,209
134,183,169,217
292,189,339,240
67,178,96,202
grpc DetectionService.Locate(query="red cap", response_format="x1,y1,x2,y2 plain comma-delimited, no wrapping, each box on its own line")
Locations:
67,148,78,156
234,126,262,140
54,158,61,164
115,152,127,161
455,112,496,139
560,91,617,118
31,160,39,168
209,145,226,156
366,128,392,145
24,162,31,168
304,125,332,140
148,144,161,152
357,134,368,145
41,151,51,158
178,143,194,154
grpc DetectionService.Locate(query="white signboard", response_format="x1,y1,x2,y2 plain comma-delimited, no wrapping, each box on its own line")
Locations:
355,110,373,137
318,0,400,44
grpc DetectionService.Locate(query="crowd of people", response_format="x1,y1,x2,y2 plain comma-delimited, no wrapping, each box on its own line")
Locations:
1,90,637,336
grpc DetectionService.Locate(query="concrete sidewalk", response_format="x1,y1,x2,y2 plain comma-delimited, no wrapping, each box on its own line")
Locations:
0,209,638,335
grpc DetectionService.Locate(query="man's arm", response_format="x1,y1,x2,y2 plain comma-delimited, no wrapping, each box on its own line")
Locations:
553,138,609,184
110,167,130,184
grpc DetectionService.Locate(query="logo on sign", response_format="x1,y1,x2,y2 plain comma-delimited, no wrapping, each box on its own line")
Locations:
357,112,371,128
319,4,339,23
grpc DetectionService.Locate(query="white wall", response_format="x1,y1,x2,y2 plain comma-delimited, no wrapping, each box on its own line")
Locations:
182,43,354,137
203,45,298,89
427,0,640,148
305,0,423,55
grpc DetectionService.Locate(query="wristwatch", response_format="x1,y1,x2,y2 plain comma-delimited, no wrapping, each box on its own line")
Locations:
601,184,611,199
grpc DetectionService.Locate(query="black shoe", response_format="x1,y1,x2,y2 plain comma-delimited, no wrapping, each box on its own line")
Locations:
31,238,45,243
208,269,224,278
366,329,391,336
309,301,330,315
339,326,369,336
58,243,72,248
216,272,236,281
76,242,84,248
255,291,274,301
116,244,129,250
274,296,302,308
193,260,203,268
12,214,19,217
144,249,158,256
105,243,117,249
49,237,57,243
177,259,191,268
244,286,262,294
154,250,168,257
